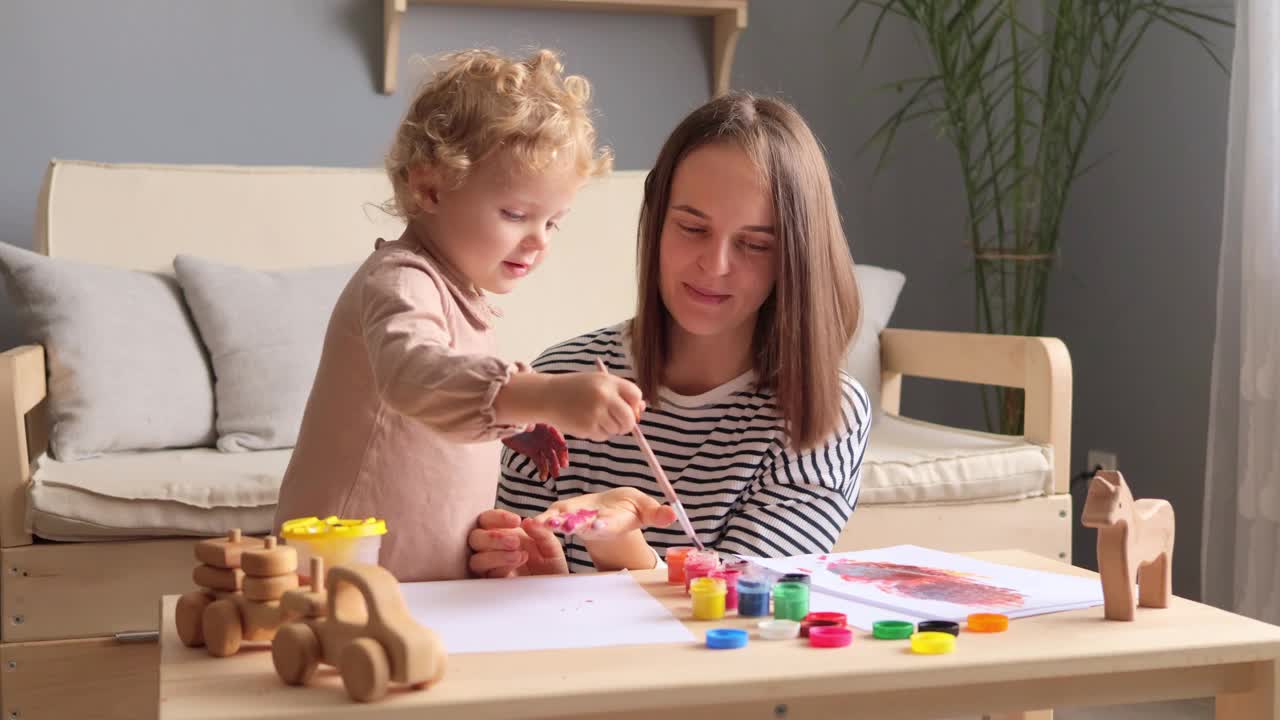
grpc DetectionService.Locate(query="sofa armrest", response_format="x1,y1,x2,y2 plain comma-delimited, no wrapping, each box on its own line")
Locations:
879,329,1073,495
0,345,46,547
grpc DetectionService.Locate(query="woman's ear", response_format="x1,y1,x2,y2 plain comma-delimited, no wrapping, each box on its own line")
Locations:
407,165,443,215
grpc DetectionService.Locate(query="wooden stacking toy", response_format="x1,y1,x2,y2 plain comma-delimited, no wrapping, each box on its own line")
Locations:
174,529,300,656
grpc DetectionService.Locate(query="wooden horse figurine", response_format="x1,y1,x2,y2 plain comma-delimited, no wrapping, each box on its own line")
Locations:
1080,470,1175,621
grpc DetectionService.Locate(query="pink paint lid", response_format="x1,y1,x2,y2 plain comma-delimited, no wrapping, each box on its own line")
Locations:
808,625,853,648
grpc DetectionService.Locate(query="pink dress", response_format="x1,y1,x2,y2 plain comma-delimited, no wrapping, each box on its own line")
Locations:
274,233,521,581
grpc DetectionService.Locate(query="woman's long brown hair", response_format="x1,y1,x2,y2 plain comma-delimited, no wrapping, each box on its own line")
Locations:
631,92,860,451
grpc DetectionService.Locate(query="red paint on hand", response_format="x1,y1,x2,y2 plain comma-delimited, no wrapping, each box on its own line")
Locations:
502,424,570,479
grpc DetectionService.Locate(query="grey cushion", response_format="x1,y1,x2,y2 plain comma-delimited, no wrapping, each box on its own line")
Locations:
174,255,353,452
0,242,216,460
845,264,906,414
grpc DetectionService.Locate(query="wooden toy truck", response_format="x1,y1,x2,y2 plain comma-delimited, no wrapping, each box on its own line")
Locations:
272,558,447,702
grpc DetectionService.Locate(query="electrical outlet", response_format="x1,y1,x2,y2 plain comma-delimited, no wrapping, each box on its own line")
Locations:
1087,450,1118,472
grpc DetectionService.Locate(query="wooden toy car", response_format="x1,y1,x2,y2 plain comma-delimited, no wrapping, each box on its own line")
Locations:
271,558,447,702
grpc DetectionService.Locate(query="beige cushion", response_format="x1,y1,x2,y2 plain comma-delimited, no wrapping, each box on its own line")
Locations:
27,416,1050,541
26,450,283,541
859,414,1053,505
37,160,405,273
38,159,648,367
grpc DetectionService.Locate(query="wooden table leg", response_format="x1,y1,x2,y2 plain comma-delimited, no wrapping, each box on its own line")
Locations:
1218,660,1280,719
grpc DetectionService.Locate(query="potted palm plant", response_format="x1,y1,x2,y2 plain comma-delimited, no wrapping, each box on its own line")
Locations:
843,1,1230,433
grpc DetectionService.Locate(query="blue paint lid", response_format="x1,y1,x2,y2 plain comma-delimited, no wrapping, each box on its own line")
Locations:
705,628,749,650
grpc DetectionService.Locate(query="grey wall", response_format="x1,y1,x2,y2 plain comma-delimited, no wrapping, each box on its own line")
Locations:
0,2,1233,598
1047,7,1234,598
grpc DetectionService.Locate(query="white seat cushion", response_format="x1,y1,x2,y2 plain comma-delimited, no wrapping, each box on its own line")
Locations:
859,414,1053,505
27,449,285,541
27,414,1052,541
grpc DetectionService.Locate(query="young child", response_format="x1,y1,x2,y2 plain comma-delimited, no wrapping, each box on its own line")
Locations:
273,49,644,582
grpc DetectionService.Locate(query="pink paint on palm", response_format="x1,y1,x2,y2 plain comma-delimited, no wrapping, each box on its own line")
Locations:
557,509,599,533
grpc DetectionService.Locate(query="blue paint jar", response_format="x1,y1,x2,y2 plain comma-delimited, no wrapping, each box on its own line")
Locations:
737,578,771,617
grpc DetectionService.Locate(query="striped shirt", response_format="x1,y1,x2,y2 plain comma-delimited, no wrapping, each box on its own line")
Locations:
497,324,871,572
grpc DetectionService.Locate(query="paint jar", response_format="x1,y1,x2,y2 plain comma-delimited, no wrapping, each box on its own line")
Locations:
683,549,720,594
809,625,854,649
666,546,695,585
772,581,810,621
690,577,727,620
757,619,801,640
709,568,742,611
910,631,956,655
280,515,386,582
737,577,772,617
778,573,811,585
800,611,847,638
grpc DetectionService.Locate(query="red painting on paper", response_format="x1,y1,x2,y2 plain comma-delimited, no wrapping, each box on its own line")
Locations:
825,559,1026,608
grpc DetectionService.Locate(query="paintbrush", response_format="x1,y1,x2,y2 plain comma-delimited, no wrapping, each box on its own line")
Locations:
595,357,704,551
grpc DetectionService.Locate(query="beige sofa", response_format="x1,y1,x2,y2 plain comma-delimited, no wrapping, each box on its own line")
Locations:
0,159,1072,719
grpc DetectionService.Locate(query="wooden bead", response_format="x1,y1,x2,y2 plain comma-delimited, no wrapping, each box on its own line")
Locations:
194,529,264,569
193,564,245,592
241,543,298,578
243,573,300,602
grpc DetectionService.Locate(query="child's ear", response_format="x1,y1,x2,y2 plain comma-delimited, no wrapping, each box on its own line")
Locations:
407,165,442,214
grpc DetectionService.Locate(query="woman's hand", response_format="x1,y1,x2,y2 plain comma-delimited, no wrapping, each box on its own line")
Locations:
532,488,676,572
468,509,568,578
535,487,677,541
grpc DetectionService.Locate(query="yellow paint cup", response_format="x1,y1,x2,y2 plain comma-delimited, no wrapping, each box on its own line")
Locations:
691,576,727,621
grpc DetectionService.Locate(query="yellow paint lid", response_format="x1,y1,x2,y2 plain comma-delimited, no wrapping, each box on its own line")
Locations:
280,515,387,540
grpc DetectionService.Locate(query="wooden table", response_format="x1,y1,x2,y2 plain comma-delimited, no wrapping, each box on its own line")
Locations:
158,551,1280,719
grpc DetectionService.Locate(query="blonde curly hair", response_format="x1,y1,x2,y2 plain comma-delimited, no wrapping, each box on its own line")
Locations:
384,48,613,218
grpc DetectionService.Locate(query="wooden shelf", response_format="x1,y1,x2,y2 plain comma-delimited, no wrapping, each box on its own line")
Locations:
382,0,748,96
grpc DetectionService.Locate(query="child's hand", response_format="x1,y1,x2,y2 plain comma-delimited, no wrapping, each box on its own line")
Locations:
468,510,568,578
535,488,677,541
545,372,645,441
501,423,569,480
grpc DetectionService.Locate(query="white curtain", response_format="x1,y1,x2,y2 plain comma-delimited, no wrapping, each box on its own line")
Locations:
1201,0,1280,621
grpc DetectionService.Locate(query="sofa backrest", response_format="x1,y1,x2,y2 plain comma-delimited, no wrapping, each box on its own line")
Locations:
36,159,645,363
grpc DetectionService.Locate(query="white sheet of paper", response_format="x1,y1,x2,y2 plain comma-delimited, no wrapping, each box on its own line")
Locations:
748,545,1104,622
398,572,695,654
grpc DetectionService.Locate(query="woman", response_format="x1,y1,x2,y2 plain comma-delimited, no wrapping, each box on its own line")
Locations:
471,92,871,576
